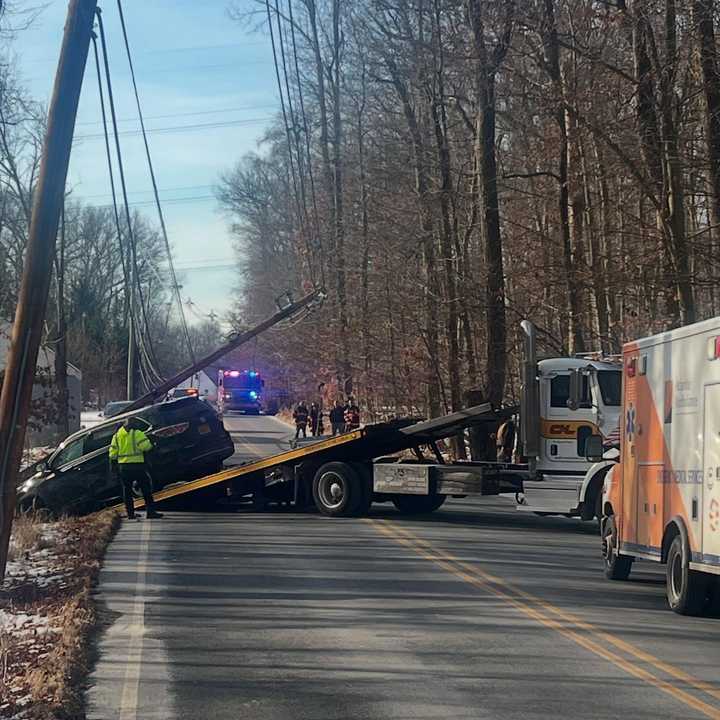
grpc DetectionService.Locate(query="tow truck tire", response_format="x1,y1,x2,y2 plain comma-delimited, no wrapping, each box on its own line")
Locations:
349,463,373,516
392,493,446,515
602,515,633,581
666,535,709,615
312,462,363,517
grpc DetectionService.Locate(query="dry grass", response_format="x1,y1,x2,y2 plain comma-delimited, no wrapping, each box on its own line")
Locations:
1,509,120,719
7,514,43,562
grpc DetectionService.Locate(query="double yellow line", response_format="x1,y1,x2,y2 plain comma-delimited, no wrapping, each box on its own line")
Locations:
367,518,720,720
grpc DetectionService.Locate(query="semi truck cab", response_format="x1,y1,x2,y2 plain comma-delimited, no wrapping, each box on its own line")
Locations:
519,322,622,518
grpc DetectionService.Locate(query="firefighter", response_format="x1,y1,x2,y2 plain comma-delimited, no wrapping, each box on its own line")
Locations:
329,400,345,435
109,416,163,520
344,399,361,431
496,417,516,463
309,402,320,436
293,401,309,439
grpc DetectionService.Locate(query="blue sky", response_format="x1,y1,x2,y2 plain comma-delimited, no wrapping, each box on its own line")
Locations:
18,0,277,323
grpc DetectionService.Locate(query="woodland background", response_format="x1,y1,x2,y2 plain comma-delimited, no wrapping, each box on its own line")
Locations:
4,0,720,438
220,0,720,418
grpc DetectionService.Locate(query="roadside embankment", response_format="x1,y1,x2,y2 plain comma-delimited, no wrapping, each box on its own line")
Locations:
1,510,120,719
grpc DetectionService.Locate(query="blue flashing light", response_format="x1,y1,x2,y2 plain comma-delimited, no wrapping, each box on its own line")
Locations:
249,371,256,377
249,391,258,399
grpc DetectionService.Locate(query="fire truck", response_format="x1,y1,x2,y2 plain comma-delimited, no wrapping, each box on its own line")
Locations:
217,369,264,415
569,317,720,614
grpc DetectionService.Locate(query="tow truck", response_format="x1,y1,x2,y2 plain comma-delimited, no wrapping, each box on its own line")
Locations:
124,321,624,520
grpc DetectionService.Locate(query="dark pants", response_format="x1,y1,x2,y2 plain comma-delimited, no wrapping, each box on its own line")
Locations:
295,422,307,439
310,417,319,435
119,463,155,517
331,422,345,435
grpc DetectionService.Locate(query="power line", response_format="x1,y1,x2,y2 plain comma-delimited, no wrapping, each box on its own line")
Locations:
81,183,214,200
117,0,196,368
265,0,307,281
73,116,273,142
86,194,216,209
26,40,270,66
276,0,315,284
75,104,277,126
96,7,164,389
287,0,325,288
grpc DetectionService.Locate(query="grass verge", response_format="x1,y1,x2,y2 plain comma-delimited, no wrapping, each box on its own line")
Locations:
1,510,120,719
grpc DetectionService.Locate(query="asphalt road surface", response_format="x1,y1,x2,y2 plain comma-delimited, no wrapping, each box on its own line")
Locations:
223,412,296,465
87,415,720,720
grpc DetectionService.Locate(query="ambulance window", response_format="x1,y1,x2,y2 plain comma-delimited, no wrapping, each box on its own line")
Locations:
551,375,591,408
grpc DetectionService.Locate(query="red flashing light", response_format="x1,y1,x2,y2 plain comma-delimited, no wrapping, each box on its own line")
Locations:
627,357,637,378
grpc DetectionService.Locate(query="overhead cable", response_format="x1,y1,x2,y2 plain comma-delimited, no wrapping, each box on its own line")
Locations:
116,0,196,367
96,8,164,382
287,0,325,288
265,0,310,279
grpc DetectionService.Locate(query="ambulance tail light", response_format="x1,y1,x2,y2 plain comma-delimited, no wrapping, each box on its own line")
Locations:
707,336,720,361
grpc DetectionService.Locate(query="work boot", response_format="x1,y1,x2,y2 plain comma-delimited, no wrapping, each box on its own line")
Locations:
146,510,163,519
126,513,141,521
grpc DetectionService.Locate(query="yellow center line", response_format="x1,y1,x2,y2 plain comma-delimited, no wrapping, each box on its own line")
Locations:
367,518,720,720
384,520,720,705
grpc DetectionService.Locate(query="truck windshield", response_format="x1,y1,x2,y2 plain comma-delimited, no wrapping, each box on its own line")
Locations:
223,372,263,390
597,370,621,406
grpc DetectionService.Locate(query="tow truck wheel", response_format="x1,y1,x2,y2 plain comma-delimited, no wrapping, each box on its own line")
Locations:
349,463,373,516
392,494,446,515
666,535,709,615
312,462,363,517
601,515,633,581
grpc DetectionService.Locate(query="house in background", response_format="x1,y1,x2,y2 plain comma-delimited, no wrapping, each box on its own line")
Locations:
0,321,81,446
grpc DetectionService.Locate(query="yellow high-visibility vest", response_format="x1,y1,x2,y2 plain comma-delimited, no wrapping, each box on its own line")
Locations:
109,426,153,464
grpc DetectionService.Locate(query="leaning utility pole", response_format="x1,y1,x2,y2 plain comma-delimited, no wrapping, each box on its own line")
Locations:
0,0,97,581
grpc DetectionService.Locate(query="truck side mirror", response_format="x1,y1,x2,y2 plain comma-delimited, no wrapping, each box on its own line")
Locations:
567,369,582,411
585,434,603,462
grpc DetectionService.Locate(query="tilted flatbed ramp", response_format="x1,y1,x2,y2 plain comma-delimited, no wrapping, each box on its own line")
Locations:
123,403,505,511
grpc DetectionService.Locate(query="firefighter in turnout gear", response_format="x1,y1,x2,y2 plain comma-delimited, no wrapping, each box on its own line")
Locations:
344,400,360,431
293,402,310,439
110,416,163,520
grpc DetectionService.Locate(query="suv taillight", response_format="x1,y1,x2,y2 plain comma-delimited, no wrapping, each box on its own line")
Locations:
154,422,190,438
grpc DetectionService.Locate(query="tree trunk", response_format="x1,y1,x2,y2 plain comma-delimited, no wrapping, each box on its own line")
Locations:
330,0,351,392
541,0,585,353
467,0,514,406
383,54,441,417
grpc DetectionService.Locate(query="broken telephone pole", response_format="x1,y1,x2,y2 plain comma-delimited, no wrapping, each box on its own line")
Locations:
0,0,97,581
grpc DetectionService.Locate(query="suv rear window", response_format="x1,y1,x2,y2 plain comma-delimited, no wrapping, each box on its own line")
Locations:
148,398,219,426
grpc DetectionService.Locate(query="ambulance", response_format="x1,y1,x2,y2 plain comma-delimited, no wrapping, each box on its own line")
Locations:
592,317,720,614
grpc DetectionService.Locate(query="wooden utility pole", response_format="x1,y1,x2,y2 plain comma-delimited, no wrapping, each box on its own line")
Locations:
0,0,97,581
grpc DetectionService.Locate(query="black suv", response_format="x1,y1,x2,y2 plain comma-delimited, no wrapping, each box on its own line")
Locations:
17,397,234,516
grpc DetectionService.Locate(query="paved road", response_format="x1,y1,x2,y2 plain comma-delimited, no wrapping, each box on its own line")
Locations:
87,416,720,720
223,412,295,465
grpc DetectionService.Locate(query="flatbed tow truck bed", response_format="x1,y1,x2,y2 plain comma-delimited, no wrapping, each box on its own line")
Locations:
125,403,528,517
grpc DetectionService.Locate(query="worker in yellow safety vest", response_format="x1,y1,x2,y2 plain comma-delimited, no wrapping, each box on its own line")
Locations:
109,416,163,520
